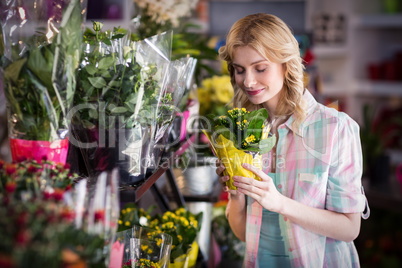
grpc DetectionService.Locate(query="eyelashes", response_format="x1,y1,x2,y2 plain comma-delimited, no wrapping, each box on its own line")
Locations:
235,68,266,75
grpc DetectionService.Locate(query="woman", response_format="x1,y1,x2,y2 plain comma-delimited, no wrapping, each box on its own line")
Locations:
216,13,369,267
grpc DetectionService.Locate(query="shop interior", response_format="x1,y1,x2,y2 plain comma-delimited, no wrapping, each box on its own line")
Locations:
0,0,401,267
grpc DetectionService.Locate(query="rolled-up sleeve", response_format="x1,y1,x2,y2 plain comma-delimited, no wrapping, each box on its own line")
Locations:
325,113,366,213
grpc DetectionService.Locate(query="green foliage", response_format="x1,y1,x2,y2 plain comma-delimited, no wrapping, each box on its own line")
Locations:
210,108,276,154
171,29,220,84
117,204,202,263
72,23,166,129
0,0,82,141
0,158,106,267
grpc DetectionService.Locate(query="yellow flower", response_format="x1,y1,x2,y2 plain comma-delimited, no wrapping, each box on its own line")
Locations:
141,245,148,251
221,60,229,75
177,235,183,242
118,220,122,225
175,207,186,216
245,134,256,143
124,221,130,226
180,217,189,227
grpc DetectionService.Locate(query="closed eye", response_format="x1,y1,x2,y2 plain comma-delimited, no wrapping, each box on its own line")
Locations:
257,68,266,73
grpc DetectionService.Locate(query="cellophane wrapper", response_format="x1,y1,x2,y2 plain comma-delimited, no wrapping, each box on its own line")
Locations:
0,0,86,141
69,31,173,181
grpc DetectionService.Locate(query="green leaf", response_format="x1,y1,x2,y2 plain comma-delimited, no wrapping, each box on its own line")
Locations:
108,80,121,88
85,64,97,75
88,76,107,88
246,109,268,139
98,56,114,70
110,106,128,114
4,58,27,82
259,134,277,154
88,108,98,119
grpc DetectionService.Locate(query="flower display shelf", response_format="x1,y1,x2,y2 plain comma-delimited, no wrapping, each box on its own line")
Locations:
119,134,196,203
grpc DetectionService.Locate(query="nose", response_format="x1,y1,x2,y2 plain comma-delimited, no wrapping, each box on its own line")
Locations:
244,72,256,88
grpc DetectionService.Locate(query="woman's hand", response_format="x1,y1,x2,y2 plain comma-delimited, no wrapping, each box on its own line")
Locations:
233,163,284,213
215,159,242,198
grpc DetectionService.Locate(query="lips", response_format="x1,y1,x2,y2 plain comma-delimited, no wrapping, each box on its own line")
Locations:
246,89,264,96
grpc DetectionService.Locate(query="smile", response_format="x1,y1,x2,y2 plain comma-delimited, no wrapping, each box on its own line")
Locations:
246,88,264,96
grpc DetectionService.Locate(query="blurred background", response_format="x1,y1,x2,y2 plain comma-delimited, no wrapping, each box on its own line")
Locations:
1,0,401,267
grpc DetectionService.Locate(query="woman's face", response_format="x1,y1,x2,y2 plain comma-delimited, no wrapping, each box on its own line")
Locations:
232,45,285,113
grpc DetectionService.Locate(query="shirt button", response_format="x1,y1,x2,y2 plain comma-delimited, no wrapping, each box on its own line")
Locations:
277,184,282,189
288,248,293,252
284,216,288,221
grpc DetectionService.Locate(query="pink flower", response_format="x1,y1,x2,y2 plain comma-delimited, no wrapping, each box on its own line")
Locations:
60,209,75,222
5,164,17,175
94,210,105,222
16,212,28,227
15,230,31,246
27,165,38,173
52,189,65,201
5,182,16,193
43,191,52,200
15,156,27,163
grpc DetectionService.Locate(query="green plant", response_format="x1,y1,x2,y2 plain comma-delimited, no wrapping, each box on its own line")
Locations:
360,104,384,161
0,158,106,268
118,204,202,263
0,0,83,141
0,196,106,268
211,204,245,261
0,158,76,199
72,22,165,129
208,108,276,154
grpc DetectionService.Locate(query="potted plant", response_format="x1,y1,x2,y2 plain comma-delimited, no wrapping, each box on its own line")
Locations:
360,104,401,186
0,0,85,164
118,204,203,268
202,107,276,190
69,22,172,182
0,158,110,268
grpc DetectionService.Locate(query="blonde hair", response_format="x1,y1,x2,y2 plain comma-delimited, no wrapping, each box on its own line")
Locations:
219,13,306,127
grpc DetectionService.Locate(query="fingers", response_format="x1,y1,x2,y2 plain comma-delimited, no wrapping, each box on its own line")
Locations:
218,173,230,192
215,159,226,176
241,163,269,181
232,175,266,199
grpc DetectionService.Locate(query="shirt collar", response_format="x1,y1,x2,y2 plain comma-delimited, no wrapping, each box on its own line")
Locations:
283,89,319,138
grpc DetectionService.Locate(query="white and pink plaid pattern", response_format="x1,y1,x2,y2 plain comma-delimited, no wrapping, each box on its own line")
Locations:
244,90,367,268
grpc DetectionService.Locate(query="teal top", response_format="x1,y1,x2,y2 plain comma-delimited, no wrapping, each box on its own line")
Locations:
257,173,291,267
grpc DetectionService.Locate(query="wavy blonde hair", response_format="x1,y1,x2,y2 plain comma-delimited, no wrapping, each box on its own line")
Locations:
219,13,306,128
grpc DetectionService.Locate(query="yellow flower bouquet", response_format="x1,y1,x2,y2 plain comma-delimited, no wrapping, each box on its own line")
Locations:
197,75,234,117
203,108,276,190
117,204,202,267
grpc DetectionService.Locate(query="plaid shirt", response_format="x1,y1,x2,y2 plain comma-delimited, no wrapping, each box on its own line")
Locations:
244,90,367,268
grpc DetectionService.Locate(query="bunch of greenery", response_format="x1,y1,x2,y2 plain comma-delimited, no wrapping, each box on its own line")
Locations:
211,204,245,261
0,0,83,141
0,196,106,268
118,204,202,263
209,107,276,154
0,158,77,199
72,22,167,129
0,158,106,268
